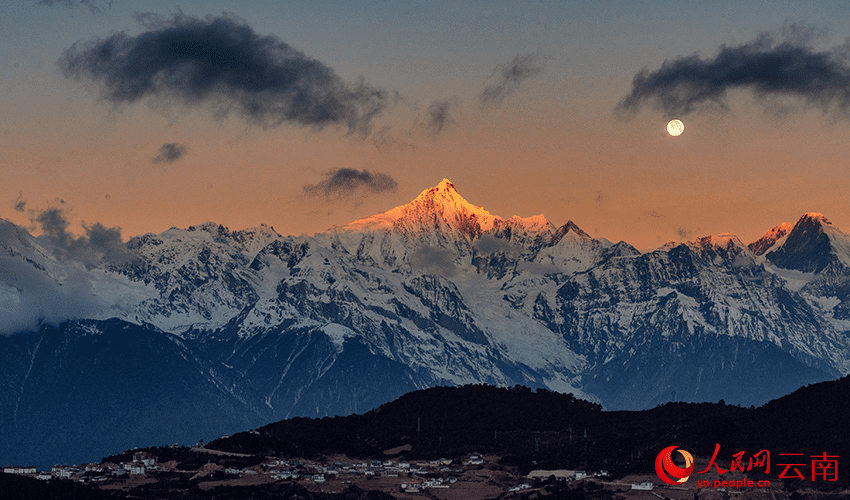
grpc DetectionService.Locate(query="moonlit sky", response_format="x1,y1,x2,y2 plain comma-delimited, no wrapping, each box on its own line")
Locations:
5,1,850,249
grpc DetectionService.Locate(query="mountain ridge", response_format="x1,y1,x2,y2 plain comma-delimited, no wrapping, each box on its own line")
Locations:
3,179,850,468
8,378,850,499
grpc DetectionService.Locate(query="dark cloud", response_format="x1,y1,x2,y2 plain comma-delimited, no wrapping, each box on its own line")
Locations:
479,52,549,107
38,0,112,13
32,207,129,266
303,168,397,199
409,245,456,277
421,98,458,136
153,142,187,164
13,194,26,213
36,207,72,247
617,28,850,119
677,228,693,239
59,13,388,134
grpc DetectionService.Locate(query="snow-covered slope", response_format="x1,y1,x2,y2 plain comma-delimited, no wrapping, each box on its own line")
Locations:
749,222,792,256
3,180,850,467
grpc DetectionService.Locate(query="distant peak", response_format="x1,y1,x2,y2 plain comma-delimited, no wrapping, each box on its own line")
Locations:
693,233,745,249
188,222,230,235
342,179,582,240
412,178,470,207
748,222,792,256
765,213,847,273
797,212,831,226
771,222,794,234
504,214,553,231
437,178,455,190
344,179,498,234
233,224,281,239
420,178,457,196
560,221,590,238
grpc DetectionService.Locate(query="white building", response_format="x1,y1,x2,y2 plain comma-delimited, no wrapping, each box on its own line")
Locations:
3,466,36,475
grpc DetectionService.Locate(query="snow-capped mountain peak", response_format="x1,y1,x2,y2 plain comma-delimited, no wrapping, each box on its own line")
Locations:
749,222,793,256
9,184,850,470
799,212,831,226
343,179,536,239
554,220,591,240
505,214,553,230
764,213,850,273
690,233,747,250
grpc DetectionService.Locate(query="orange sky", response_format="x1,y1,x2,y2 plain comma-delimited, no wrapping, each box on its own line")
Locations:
5,2,850,250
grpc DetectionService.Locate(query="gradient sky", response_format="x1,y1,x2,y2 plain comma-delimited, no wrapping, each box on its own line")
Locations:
5,1,850,249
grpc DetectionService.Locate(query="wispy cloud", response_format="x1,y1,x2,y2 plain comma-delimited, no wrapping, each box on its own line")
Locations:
371,125,415,153
59,12,388,134
420,98,458,136
38,0,112,13
303,168,397,199
479,52,549,107
153,142,187,164
617,25,850,119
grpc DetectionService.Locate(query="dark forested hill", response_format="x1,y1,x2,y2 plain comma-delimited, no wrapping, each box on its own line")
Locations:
206,379,850,485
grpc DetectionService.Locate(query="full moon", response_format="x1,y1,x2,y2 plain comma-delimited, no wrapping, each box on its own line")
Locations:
667,119,685,137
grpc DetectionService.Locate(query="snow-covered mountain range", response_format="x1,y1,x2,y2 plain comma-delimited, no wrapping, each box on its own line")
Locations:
3,179,850,467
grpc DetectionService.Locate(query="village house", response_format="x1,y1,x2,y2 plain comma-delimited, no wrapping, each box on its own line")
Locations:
631,481,654,490
527,469,582,481
3,466,36,475
54,469,73,479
